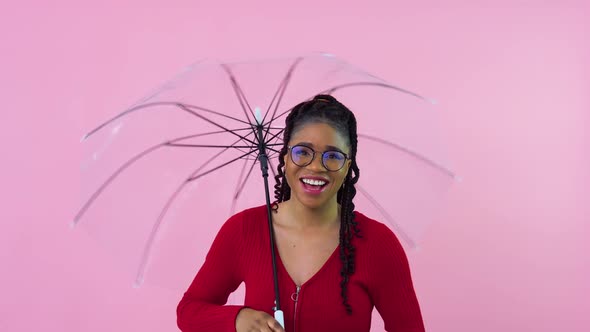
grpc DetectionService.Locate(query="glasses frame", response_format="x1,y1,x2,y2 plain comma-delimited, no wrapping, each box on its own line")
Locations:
287,145,350,172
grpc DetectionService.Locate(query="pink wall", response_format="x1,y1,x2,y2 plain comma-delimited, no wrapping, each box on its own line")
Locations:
1,1,588,331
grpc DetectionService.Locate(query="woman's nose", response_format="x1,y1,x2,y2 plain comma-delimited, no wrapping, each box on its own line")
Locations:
306,154,326,171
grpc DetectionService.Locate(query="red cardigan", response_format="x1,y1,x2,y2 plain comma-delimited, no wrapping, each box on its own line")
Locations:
177,205,425,332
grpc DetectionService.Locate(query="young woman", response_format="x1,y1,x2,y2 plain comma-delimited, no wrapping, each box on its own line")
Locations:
177,95,425,332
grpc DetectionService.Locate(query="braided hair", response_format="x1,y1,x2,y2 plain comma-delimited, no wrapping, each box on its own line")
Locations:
273,94,361,314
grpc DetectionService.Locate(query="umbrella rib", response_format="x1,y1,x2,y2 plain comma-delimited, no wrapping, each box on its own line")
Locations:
356,185,416,248
166,141,280,159
171,127,254,141
187,149,258,182
269,130,285,145
231,156,259,213
176,103,257,146
262,130,284,156
72,144,163,227
264,127,285,144
182,103,253,125
221,64,256,127
164,126,259,150
323,82,432,102
266,105,296,126
265,81,432,126
168,143,256,157
165,127,257,156
265,147,281,154
72,132,248,227
262,57,303,140
230,157,251,215
267,156,277,181
168,127,257,155
134,148,257,286
82,101,251,141
261,70,289,126
167,143,258,149
358,134,456,179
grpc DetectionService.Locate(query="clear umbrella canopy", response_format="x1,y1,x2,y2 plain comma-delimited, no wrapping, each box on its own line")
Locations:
74,53,457,293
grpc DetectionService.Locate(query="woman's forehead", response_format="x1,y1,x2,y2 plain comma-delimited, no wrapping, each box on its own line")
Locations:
289,122,350,149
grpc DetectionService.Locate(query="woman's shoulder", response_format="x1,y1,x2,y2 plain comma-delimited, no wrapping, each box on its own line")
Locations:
353,211,404,247
353,211,392,235
222,204,268,231
230,204,267,219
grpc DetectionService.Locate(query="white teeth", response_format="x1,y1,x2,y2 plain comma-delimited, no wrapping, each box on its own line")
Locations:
302,178,326,186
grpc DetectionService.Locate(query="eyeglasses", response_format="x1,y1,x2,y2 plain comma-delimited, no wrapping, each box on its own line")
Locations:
288,145,349,172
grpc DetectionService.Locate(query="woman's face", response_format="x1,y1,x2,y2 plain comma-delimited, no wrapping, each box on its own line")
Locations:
283,121,352,210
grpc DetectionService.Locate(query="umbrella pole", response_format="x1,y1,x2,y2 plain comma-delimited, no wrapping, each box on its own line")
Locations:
256,124,284,328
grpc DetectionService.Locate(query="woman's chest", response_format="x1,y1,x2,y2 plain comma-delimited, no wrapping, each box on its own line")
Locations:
273,224,340,286
244,271,373,332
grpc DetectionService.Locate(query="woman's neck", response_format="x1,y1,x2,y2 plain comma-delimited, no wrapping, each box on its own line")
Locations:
280,198,340,230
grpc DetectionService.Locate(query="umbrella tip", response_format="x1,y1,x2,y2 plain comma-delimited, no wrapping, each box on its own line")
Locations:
254,106,263,124
69,220,77,229
274,310,285,329
80,134,89,142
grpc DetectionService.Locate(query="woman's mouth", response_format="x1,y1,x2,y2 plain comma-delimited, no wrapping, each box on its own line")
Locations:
299,177,329,194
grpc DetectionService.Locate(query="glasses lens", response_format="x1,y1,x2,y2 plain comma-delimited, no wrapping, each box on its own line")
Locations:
322,151,346,171
290,145,314,167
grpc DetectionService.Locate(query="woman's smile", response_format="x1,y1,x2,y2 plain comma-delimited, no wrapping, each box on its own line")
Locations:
284,122,351,209
299,175,330,195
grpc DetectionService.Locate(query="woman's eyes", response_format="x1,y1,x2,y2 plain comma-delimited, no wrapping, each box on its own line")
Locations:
325,152,343,159
293,148,343,159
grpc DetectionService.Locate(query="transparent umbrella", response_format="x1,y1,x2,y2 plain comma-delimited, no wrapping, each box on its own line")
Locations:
72,53,457,325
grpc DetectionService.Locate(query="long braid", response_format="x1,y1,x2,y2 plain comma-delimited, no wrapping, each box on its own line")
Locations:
274,95,361,314
273,103,309,202
337,114,361,314
273,155,289,202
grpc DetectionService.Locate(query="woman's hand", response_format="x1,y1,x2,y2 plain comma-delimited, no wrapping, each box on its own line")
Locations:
235,308,285,332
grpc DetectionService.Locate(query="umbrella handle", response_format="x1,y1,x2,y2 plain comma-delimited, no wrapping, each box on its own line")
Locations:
274,310,285,329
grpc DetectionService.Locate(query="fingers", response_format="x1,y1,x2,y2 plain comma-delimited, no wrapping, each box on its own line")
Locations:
236,308,284,332
267,318,285,332
256,325,273,332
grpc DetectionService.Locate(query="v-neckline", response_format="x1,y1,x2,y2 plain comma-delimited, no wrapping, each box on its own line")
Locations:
273,241,340,288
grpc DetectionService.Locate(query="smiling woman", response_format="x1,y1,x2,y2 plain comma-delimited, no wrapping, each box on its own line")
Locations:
283,122,352,210
287,143,348,195
177,95,425,332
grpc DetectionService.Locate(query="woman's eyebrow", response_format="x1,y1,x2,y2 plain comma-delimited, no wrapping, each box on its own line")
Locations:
325,145,344,152
296,142,314,148
295,142,345,152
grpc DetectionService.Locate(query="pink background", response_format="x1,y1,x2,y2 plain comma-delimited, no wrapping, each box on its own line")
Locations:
1,1,588,331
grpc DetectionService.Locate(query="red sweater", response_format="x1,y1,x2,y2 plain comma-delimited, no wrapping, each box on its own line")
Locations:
177,205,425,332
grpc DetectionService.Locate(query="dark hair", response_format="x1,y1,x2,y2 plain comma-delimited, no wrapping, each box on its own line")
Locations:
273,94,361,314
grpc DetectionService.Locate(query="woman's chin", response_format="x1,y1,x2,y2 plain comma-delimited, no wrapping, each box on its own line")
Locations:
291,194,332,211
